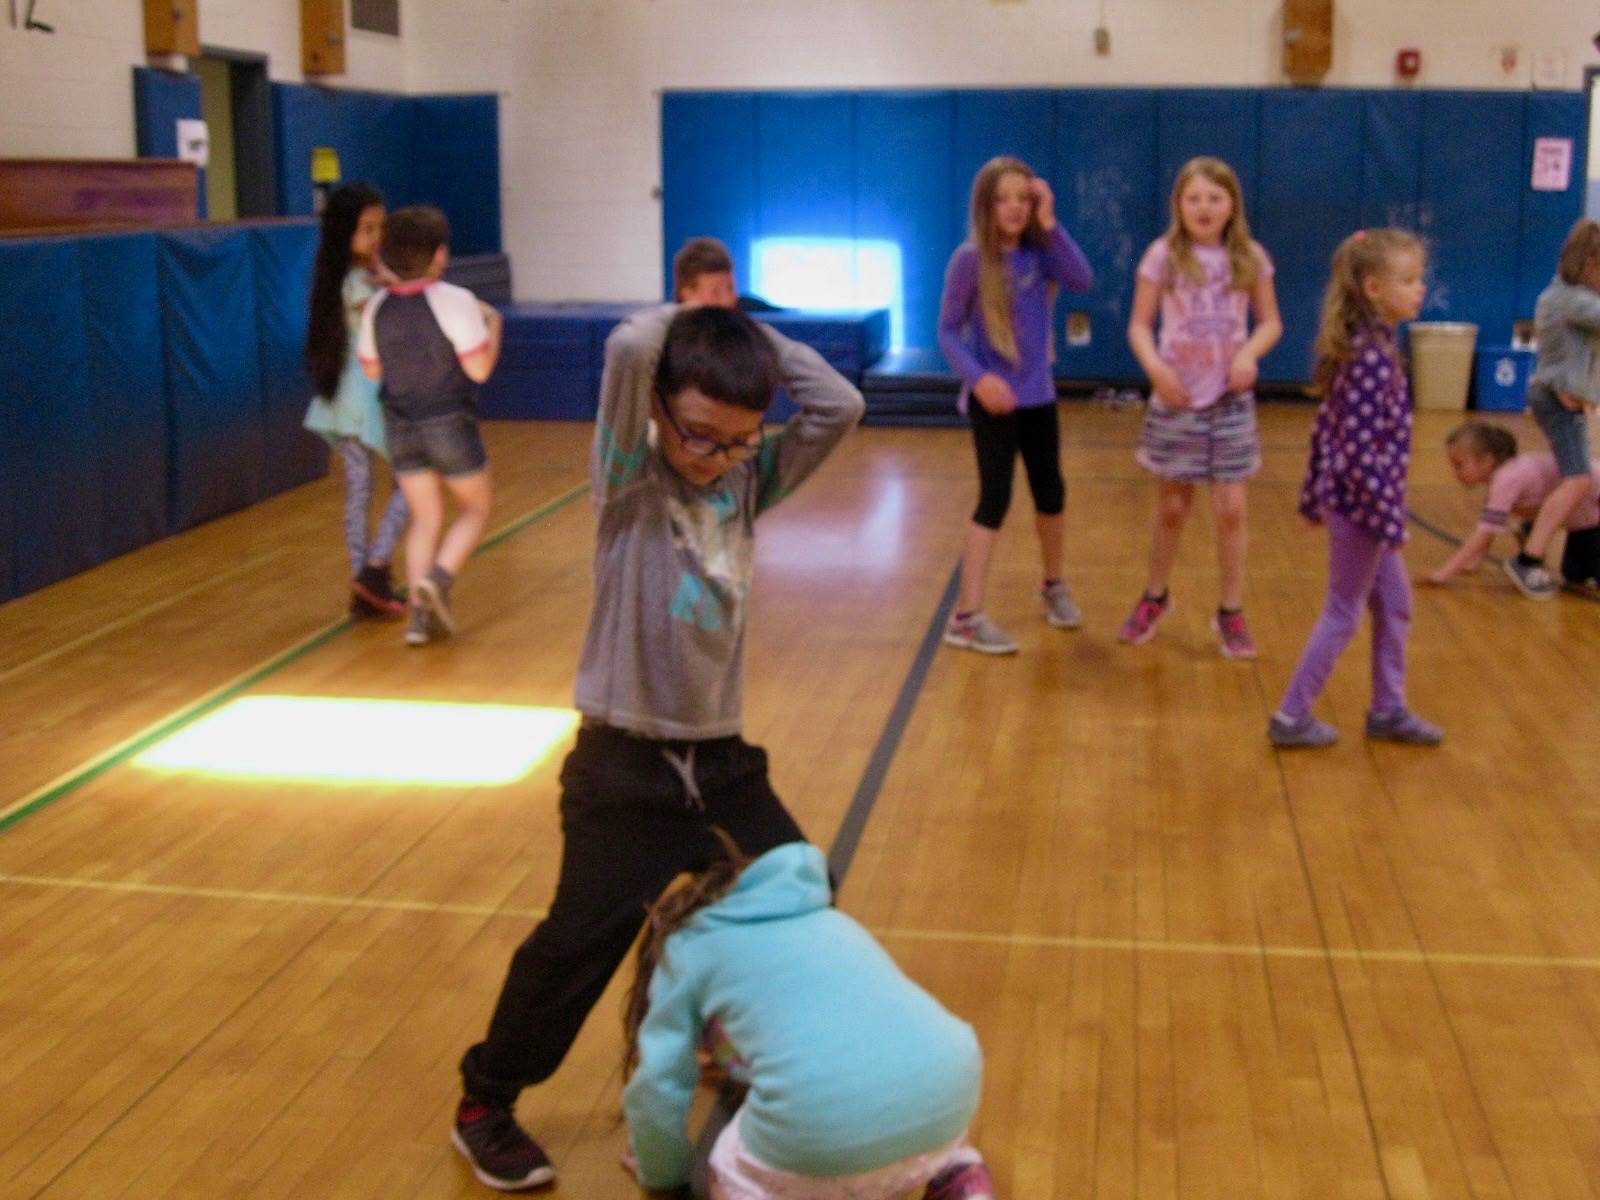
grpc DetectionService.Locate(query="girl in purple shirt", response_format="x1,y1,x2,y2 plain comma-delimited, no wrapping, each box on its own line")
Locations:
939,156,1095,655
1270,228,1442,749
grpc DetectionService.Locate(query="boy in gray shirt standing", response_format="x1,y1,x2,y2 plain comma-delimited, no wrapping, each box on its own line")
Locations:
453,303,865,1191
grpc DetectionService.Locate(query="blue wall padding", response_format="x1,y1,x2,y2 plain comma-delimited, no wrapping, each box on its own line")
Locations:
274,84,410,214
1,220,322,601
952,91,1056,225
855,92,956,351
481,303,887,420
133,66,206,218
663,86,1588,383
661,92,760,297
757,94,854,243
79,232,169,561
1519,92,1589,318
1056,90,1160,380
1420,92,1525,344
0,240,101,596
1254,90,1365,382
1359,91,1423,228
273,84,501,254
1155,90,1261,219
158,228,265,531
409,95,502,256
251,225,329,495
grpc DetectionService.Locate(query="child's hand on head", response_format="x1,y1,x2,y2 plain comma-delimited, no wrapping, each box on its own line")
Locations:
1227,349,1259,393
1029,177,1056,229
973,373,1018,415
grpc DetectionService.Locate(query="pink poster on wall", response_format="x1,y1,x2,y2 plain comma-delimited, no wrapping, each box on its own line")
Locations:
1532,137,1573,192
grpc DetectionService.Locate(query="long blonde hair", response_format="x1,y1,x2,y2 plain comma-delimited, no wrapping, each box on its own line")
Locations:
1163,157,1259,292
1310,228,1425,397
969,155,1049,364
621,830,750,1079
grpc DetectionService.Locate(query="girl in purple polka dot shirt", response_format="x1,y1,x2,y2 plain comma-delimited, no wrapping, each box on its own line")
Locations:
1269,229,1443,749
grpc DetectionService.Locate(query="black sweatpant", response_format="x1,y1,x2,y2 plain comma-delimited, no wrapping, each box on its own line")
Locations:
458,723,807,1107
969,401,1065,529
1562,526,1600,584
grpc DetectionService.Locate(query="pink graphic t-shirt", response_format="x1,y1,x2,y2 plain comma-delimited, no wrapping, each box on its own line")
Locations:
1138,238,1274,410
1480,453,1600,534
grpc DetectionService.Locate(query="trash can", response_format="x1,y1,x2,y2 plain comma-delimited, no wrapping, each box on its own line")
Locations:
1409,321,1478,411
1473,344,1534,412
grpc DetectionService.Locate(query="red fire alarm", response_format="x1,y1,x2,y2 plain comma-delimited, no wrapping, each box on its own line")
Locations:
1396,48,1421,78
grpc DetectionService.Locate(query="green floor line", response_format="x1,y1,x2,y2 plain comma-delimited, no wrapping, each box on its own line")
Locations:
0,479,591,837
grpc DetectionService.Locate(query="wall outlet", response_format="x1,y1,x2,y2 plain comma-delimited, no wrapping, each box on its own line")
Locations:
1093,26,1111,55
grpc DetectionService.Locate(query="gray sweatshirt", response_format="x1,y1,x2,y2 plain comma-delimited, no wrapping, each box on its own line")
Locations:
1532,276,1600,403
573,305,865,740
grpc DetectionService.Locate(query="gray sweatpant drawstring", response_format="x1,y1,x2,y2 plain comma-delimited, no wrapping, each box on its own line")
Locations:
660,743,703,809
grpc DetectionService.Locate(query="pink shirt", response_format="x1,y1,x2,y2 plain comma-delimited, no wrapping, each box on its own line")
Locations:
1137,238,1274,410
1480,453,1600,533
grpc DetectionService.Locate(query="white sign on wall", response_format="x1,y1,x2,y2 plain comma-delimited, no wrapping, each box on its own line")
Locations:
176,118,209,169
1532,137,1572,192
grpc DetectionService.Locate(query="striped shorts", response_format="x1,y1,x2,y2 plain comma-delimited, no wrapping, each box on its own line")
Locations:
1136,393,1261,483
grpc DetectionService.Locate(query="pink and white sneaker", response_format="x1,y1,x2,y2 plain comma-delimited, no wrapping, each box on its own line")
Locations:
1212,609,1258,660
1116,592,1171,645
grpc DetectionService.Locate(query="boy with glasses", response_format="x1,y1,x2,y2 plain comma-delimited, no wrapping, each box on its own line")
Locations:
453,304,864,1191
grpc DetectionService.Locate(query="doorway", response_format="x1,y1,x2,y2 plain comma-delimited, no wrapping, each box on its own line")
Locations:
195,48,277,220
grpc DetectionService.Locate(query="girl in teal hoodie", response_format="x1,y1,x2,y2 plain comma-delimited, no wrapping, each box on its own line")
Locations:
621,841,993,1200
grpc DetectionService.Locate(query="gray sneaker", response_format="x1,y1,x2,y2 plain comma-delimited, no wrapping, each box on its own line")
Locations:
943,612,1019,655
1503,557,1558,600
404,604,431,647
1042,580,1083,629
1365,709,1443,745
1268,713,1339,748
416,573,456,636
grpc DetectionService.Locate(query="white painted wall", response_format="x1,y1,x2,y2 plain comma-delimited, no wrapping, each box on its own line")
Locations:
1,0,1596,295
496,0,1600,300
0,0,409,160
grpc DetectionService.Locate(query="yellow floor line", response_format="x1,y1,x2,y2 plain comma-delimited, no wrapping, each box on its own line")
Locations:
0,871,546,921
3,869,1597,972
872,925,1600,971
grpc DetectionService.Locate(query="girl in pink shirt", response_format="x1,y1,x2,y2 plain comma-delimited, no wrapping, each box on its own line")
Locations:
1118,157,1283,659
1427,421,1600,589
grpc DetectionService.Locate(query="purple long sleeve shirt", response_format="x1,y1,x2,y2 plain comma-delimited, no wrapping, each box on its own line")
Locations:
1298,324,1412,547
937,224,1095,410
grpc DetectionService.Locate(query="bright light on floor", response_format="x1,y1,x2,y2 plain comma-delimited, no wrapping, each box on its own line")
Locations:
752,237,905,350
134,696,578,786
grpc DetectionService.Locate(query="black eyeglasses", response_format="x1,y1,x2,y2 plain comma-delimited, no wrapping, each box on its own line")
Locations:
660,401,764,462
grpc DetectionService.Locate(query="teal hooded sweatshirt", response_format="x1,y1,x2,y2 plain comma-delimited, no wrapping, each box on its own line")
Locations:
622,843,982,1189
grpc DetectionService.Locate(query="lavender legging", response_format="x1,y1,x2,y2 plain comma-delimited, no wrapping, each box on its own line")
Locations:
1279,509,1411,720
338,438,409,577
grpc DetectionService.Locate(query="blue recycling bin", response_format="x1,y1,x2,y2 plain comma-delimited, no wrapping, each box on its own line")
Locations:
1473,345,1534,412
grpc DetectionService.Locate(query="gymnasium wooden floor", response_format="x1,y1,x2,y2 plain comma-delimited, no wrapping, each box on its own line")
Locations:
4,404,1600,1200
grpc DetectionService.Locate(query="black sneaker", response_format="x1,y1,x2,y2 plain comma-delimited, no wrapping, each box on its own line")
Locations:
452,1098,554,1191
351,563,407,618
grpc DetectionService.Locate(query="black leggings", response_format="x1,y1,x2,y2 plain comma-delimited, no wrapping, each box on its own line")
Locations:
459,724,808,1106
969,401,1065,529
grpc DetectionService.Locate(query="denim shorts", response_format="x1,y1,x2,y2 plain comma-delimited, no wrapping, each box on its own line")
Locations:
1529,380,1591,478
387,410,488,478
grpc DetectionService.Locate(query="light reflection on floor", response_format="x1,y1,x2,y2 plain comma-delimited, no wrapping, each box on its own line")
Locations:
133,696,578,786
